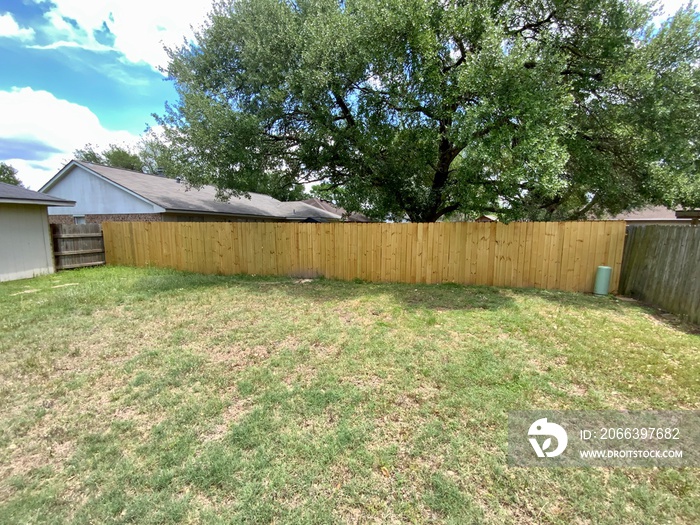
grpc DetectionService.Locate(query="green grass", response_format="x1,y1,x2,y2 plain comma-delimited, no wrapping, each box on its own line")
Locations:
1,266,698,524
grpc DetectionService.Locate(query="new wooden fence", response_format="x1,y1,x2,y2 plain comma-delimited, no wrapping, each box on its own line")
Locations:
620,225,700,324
103,221,625,293
51,223,105,270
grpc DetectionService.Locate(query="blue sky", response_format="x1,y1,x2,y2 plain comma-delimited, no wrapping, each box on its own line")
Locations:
0,0,688,189
0,0,211,188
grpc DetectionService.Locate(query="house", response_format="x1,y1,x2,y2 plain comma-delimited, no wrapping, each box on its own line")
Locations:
0,182,75,282
302,197,371,222
40,161,342,224
610,206,695,225
675,210,699,225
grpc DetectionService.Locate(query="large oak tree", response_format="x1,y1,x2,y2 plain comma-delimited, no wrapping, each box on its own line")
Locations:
158,0,700,221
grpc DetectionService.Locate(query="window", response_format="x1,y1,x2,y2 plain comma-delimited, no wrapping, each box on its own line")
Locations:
73,216,86,225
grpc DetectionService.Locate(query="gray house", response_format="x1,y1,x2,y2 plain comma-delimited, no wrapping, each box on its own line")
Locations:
0,182,74,282
40,161,341,224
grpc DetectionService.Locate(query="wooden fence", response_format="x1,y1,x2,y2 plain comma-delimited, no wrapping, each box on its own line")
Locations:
620,225,700,324
103,221,625,293
51,223,106,270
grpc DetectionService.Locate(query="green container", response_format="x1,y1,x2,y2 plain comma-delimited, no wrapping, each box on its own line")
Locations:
594,266,612,296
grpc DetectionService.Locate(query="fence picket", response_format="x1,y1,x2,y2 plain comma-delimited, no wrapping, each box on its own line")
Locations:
619,225,699,324
102,221,627,293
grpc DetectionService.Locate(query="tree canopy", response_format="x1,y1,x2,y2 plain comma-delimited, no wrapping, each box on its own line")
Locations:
73,136,181,179
0,162,23,187
74,143,144,172
158,0,700,221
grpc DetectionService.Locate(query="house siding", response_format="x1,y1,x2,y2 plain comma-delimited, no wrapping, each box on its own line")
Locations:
0,204,55,282
45,165,162,216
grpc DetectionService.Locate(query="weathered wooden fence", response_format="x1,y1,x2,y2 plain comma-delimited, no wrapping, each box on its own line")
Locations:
51,223,105,270
103,221,625,293
620,225,700,324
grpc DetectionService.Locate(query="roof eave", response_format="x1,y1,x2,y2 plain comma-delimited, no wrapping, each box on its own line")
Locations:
39,159,81,193
676,210,700,219
0,198,75,207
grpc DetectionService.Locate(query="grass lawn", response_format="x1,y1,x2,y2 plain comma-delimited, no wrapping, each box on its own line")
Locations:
1,266,699,524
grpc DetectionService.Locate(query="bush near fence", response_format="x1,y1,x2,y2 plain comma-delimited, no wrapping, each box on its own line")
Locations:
620,225,700,324
102,221,625,294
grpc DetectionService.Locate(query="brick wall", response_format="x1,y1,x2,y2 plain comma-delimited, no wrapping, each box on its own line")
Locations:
48,215,74,225
49,214,163,224
48,213,285,224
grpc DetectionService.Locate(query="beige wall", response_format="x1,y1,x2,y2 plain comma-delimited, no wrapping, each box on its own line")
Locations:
0,204,55,282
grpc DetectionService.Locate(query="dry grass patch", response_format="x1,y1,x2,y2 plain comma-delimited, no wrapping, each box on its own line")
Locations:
0,267,698,524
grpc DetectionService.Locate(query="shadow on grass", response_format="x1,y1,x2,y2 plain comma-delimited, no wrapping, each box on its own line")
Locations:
529,286,700,335
54,266,684,322
3,264,680,323
274,279,519,312
128,268,517,312
614,294,700,336
125,266,633,315
518,287,630,313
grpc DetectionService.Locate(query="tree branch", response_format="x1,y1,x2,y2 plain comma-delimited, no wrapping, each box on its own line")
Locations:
507,11,556,36
561,68,603,82
332,92,355,127
441,38,467,74
352,83,438,119
567,193,600,220
434,203,461,218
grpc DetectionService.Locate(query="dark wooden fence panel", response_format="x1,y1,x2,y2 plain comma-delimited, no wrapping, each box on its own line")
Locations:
51,224,106,270
619,225,700,324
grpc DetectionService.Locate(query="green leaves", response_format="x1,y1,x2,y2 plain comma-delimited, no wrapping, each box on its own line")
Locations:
73,144,143,172
0,162,23,187
158,0,700,219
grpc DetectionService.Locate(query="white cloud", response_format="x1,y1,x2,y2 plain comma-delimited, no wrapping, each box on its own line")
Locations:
35,0,213,71
33,0,691,72
29,9,114,53
0,87,139,189
657,0,694,16
0,13,36,41
643,0,696,21
30,40,114,52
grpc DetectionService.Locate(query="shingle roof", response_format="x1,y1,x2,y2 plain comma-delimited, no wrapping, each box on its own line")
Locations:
0,181,75,206
302,197,371,222
73,162,341,221
610,206,683,221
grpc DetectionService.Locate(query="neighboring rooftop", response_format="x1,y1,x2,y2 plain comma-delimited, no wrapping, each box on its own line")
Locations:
610,206,690,223
0,181,75,207
675,210,700,221
42,161,341,221
302,197,371,222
